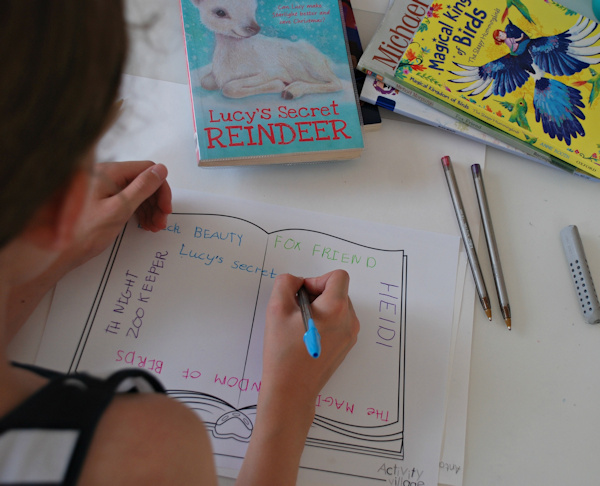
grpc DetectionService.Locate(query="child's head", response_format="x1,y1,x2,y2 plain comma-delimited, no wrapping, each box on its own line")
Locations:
0,1,127,249
493,29,507,44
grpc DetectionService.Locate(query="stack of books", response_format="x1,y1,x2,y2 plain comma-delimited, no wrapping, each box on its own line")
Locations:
357,0,600,180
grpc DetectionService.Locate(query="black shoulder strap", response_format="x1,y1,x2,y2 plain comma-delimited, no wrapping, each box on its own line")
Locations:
2,365,164,486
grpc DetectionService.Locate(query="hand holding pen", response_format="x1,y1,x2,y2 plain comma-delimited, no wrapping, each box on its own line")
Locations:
261,271,359,402
243,272,359,486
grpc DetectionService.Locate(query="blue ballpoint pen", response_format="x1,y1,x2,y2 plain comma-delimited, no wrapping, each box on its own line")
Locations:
298,286,321,358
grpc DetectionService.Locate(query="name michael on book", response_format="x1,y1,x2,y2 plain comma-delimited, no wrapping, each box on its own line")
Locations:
370,0,430,70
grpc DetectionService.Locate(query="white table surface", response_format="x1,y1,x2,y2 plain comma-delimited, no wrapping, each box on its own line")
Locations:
8,1,600,485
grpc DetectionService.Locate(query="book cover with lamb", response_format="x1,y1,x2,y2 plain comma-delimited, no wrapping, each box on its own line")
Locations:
180,0,364,166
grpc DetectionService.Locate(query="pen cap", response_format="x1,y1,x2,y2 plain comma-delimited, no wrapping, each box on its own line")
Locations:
560,225,600,325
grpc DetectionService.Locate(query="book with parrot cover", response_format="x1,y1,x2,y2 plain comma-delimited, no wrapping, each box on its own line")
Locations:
359,0,600,179
359,74,597,178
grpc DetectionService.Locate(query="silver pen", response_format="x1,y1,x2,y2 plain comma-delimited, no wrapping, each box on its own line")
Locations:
441,156,492,321
471,164,511,330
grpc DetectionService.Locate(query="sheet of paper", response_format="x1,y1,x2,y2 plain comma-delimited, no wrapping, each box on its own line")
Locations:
45,74,485,486
438,262,473,486
38,189,459,486
352,0,394,14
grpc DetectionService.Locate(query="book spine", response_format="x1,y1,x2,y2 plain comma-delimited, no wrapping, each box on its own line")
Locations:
356,0,431,80
342,0,382,129
179,2,201,163
364,89,541,164
363,84,571,172
381,72,598,180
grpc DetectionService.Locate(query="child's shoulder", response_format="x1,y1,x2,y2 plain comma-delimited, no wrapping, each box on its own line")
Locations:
79,393,218,485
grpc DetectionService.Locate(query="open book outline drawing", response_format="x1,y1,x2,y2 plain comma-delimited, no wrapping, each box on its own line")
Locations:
70,212,407,458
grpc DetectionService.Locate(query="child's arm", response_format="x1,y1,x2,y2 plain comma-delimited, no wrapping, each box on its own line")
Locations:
236,271,360,485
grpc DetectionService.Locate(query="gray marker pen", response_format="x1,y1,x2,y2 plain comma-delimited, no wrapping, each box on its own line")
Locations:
560,225,600,324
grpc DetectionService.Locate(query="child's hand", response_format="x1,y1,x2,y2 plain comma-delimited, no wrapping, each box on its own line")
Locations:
261,270,360,417
71,161,172,267
7,161,172,338
238,270,359,485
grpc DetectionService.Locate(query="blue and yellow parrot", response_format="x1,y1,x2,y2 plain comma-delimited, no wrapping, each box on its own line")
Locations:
450,17,600,146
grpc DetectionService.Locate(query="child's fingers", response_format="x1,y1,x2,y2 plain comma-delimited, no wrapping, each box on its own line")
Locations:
303,270,350,300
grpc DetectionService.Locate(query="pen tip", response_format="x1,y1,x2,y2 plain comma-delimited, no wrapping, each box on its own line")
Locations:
505,318,511,330
485,309,492,321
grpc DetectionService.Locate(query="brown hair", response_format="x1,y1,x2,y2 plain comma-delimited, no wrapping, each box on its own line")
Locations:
0,1,128,248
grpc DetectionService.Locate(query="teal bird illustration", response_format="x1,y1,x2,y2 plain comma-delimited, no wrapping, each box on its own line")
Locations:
573,68,600,105
502,0,535,24
499,97,531,131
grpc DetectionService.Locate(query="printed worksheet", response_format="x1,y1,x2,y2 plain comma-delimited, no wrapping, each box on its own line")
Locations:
38,189,459,485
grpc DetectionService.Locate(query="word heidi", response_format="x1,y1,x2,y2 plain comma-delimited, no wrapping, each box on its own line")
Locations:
205,101,352,149
376,282,401,349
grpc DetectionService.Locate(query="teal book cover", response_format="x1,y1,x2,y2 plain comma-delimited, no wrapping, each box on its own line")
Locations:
180,0,364,166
